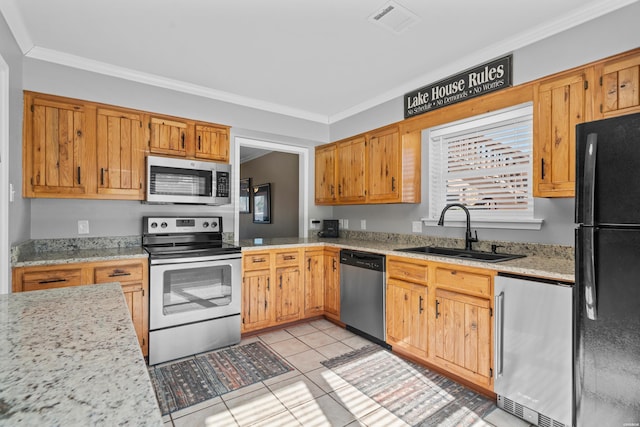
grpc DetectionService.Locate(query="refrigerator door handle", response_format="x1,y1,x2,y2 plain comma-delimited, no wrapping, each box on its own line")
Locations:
495,291,504,376
583,133,598,227
583,228,598,320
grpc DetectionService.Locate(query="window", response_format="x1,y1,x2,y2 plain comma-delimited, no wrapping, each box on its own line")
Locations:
428,103,534,224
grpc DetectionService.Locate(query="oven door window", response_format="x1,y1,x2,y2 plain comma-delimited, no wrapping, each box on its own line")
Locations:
162,265,232,315
150,165,212,197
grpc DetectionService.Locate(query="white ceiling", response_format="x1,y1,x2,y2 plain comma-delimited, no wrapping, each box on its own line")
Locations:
1,0,636,124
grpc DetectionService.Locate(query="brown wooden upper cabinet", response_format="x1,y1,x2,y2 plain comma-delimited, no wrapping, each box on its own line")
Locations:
595,50,640,119
533,68,593,198
23,93,90,198
195,124,230,162
314,125,421,205
149,116,189,157
314,143,337,204
96,107,146,199
23,91,231,200
337,136,367,203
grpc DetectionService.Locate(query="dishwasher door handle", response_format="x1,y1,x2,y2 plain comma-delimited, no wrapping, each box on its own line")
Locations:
495,291,504,377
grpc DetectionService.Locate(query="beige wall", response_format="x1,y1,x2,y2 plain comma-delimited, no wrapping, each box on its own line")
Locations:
239,152,299,239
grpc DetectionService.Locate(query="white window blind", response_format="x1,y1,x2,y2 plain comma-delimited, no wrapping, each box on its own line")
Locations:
428,103,533,222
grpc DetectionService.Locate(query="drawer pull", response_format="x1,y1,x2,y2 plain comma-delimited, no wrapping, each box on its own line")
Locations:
283,255,296,260
38,278,67,284
109,271,132,277
253,258,267,263
450,270,457,275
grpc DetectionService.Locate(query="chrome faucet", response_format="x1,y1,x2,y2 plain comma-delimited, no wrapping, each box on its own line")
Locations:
438,203,478,251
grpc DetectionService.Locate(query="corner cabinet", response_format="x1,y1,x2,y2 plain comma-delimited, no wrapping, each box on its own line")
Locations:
12,258,149,356
533,68,593,198
314,125,421,205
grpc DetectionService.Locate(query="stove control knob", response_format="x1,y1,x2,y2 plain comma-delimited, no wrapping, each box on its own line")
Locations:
150,222,158,229
202,222,209,228
211,221,218,229
161,222,168,229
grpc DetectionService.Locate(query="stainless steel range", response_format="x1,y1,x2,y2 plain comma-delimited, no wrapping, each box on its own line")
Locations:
143,216,242,365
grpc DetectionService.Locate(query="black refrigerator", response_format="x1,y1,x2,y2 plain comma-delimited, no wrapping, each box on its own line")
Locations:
575,112,640,427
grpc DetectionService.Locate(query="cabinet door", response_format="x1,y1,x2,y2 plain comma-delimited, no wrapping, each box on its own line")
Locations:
337,137,366,203
121,282,147,355
242,269,272,332
434,288,492,385
323,248,340,318
534,70,589,197
26,96,87,196
96,108,146,199
597,52,640,118
386,279,428,358
315,144,337,204
149,116,188,157
275,266,301,323
195,124,229,162
303,251,324,316
368,127,400,202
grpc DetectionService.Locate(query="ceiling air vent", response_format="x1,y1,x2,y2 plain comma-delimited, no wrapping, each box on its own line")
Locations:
367,1,420,34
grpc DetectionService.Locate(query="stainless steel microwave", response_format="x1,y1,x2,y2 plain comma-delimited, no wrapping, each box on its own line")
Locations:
146,155,231,205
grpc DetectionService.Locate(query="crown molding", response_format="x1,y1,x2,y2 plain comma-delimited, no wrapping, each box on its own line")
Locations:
24,46,330,124
327,0,638,124
4,0,636,125
0,0,34,54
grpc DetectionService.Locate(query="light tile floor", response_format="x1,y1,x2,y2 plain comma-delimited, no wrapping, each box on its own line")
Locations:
161,319,531,427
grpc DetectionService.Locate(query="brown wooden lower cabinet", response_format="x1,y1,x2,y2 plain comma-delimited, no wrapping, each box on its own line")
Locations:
386,255,495,392
241,247,339,332
12,258,149,356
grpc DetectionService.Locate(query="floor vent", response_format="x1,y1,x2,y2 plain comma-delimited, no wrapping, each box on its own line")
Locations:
367,1,420,34
497,395,569,427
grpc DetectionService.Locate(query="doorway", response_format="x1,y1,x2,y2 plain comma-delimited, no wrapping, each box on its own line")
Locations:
233,137,309,242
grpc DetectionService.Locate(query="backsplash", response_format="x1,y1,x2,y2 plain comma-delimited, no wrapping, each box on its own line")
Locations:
11,236,141,264
340,230,574,259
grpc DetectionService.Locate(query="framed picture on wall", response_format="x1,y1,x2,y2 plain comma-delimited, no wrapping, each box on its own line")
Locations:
253,183,271,224
239,178,251,213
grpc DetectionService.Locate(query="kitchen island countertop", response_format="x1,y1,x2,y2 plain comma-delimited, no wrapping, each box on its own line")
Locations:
239,236,574,282
0,283,163,426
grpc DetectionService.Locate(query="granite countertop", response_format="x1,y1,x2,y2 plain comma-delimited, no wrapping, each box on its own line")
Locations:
239,236,575,282
11,236,148,268
12,246,148,268
0,283,163,426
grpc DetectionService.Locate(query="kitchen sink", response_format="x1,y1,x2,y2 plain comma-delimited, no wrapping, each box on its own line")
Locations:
394,246,525,263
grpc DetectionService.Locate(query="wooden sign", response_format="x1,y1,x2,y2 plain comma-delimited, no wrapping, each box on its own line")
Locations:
404,55,512,118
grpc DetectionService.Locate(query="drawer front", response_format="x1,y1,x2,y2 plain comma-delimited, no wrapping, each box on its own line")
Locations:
94,263,143,284
243,252,271,270
275,251,300,267
435,267,491,297
387,259,428,284
22,269,83,291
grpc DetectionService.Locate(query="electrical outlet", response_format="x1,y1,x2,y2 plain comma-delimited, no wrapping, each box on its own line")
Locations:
360,219,366,230
412,221,423,233
78,220,90,235
342,219,349,229
310,219,320,230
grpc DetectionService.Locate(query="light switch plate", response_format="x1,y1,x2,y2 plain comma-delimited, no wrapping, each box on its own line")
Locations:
412,221,423,233
360,219,366,230
342,219,349,229
78,220,90,235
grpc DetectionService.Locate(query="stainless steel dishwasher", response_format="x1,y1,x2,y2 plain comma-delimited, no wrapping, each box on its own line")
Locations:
494,273,573,427
339,249,386,345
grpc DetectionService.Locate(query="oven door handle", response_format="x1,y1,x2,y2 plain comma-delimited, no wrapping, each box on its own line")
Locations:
149,253,242,265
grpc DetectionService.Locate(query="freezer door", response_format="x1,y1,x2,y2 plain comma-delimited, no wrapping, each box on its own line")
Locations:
576,112,640,225
575,227,640,427
494,275,572,426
